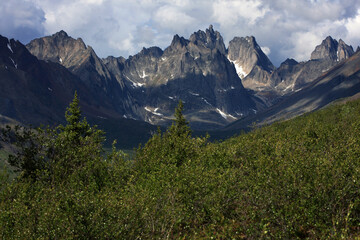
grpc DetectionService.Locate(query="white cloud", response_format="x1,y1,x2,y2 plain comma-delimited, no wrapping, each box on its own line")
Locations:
154,5,196,32
345,9,360,48
0,0,45,42
288,31,323,61
261,46,271,56
212,0,268,26
2,0,360,65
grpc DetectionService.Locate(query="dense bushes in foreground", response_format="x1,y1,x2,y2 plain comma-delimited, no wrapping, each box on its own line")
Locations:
0,95,360,239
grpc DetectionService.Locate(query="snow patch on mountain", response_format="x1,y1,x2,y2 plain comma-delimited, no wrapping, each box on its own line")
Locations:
9,57,17,69
202,98,212,106
216,108,236,120
189,91,200,96
125,75,145,88
7,43,13,53
283,83,295,92
228,58,249,79
145,107,163,116
140,70,148,79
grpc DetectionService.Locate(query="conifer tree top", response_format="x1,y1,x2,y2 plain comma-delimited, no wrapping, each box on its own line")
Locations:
65,91,82,126
169,100,191,137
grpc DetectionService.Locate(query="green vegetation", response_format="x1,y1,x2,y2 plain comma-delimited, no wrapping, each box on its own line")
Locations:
0,94,360,239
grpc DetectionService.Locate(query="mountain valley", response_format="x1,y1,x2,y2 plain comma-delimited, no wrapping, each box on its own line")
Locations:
0,25,359,146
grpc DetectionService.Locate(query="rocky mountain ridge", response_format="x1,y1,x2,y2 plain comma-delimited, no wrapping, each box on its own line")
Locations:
311,36,354,61
0,34,158,148
269,36,355,95
0,34,118,125
224,50,360,133
227,36,275,91
1,25,358,134
27,25,266,129
27,31,137,117
227,35,356,106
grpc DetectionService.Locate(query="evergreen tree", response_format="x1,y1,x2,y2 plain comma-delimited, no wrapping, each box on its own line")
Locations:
4,126,48,180
135,100,199,169
52,92,105,180
4,92,105,182
168,100,191,137
61,91,94,145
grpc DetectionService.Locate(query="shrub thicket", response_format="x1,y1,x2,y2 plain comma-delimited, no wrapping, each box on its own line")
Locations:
0,94,360,239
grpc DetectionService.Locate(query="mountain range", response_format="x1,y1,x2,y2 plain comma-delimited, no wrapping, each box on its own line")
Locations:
1,25,360,146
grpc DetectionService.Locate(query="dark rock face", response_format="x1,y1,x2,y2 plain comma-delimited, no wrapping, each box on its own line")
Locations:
27,31,137,117
310,36,354,62
24,27,266,130
226,35,355,104
226,51,360,132
189,24,226,55
3,27,358,133
269,37,355,97
0,34,120,125
106,26,265,129
227,35,355,103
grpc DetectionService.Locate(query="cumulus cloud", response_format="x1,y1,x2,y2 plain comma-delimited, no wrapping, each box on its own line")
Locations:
345,9,360,47
154,5,196,32
1,0,360,65
212,0,269,26
0,0,45,43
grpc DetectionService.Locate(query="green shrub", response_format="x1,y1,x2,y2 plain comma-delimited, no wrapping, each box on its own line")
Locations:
1,97,360,239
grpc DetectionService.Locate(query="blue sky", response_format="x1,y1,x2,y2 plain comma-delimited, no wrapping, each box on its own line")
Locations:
1,0,360,66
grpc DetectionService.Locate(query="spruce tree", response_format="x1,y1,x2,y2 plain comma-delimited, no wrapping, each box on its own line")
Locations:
61,91,92,145
169,100,191,137
53,92,104,179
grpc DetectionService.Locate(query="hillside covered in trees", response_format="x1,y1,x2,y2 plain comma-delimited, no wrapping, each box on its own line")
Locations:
0,94,360,239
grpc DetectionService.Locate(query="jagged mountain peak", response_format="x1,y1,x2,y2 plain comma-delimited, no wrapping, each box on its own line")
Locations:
139,46,163,57
48,30,87,50
228,36,274,70
189,25,226,54
311,36,338,61
0,35,38,70
337,39,354,61
112,25,263,129
26,30,89,67
169,34,189,51
310,36,354,62
208,24,214,33
281,58,298,66
227,35,275,90
52,30,69,38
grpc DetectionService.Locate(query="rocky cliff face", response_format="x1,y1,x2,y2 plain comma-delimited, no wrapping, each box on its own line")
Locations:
227,36,275,91
189,24,227,55
104,26,265,129
311,36,354,62
25,27,266,130
226,50,360,132
5,27,357,132
0,34,122,125
27,31,138,117
269,36,355,97
227,35,355,101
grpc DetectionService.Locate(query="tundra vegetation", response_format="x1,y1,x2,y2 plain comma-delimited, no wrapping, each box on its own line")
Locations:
0,93,359,239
